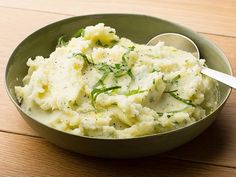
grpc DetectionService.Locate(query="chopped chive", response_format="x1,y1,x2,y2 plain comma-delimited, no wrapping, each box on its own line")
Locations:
128,46,135,51
93,46,135,88
75,53,93,64
125,89,147,96
169,92,196,107
73,28,85,38
96,39,103,46
56,28,85,48
56,36,67,48
113,63,128,77
95,61,133,83
114,71,127,77
152,69,160,73
109,40,119,48
96,39,119,48
93,63,113,88
156,107,189,116
91,86,121,107
110,40,118,44
122,46,135,61
127,69,134,80
96,63,113,73
121,46,135,80
164,89,178,93
93,72,109,88
96,40,109,47
171,74,181,84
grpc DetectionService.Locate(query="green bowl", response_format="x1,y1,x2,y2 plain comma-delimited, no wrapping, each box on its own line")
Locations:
5,14,232,158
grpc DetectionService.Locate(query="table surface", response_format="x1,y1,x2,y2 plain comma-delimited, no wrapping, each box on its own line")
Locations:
0,0,236,176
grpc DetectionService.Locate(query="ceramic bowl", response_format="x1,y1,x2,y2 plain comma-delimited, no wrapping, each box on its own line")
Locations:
5,14,232,158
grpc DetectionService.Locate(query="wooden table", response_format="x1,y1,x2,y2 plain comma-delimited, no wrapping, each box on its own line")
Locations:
0,0,236,176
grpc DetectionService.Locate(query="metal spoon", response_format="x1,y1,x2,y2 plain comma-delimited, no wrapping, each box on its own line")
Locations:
147,33,236,89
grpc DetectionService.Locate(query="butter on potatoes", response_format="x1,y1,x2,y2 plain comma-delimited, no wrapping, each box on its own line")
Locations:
15,23,218,139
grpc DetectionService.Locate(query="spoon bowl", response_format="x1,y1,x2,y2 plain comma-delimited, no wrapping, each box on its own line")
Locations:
147,33,200,59
147,33,236,89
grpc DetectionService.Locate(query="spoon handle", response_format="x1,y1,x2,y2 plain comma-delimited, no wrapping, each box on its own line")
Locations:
201,67,236,89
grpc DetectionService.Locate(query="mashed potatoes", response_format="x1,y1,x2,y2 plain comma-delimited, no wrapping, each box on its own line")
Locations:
15,23,218,138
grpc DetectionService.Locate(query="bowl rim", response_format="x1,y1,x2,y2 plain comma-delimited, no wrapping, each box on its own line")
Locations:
4,13,233,141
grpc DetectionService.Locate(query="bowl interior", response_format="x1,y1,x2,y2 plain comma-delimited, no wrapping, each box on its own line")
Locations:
6,14,232,122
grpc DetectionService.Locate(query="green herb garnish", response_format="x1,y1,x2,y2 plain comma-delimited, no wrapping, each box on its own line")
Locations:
125,89,147,96
120,46,135,79
94,59,134,87
75,53,93,65
93,46,135,88
169,92,196,107
156,107,189,116
93,63,113,87
73,28,85,38
152,69,160,73
164,89,178,93
112,63,128,77
93,72,110,88
96,63,113,73
96,40,109,47
91,86,121,107
171,74,181,84
56,28,85,48
111,40,118,44
56,36,67,48
96,39,118,48
127,69,134,79
122,46,135,62
162,74,181,84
